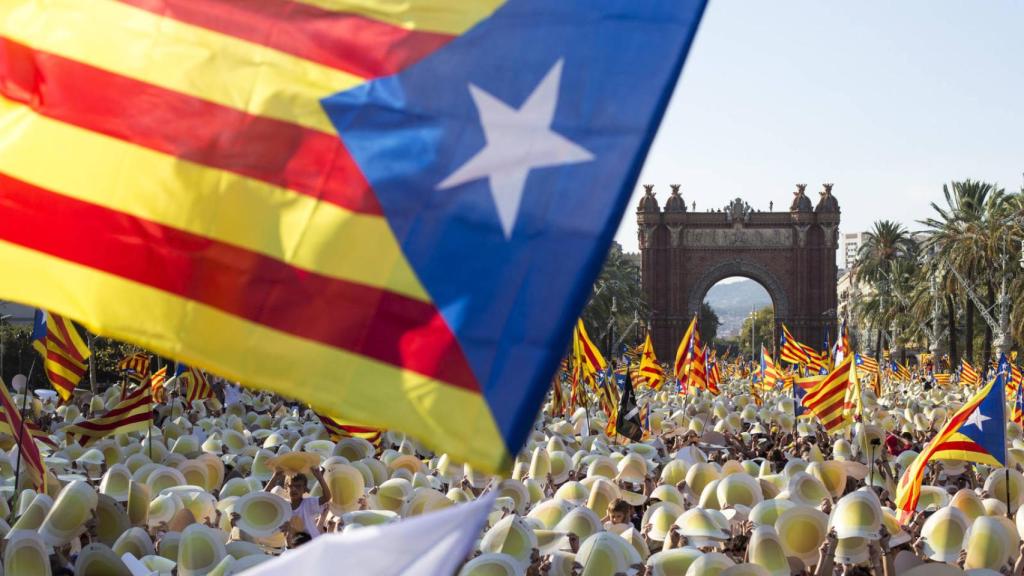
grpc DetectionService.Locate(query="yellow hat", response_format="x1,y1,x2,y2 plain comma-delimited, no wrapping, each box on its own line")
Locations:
642,502,684,542
554,481,590,506
617,526,650,563
527,499,573,529
370,478,413,512
920,506,968,562
39,479,98,546
458,553,520,576
750,499,796,527
616,453,648,483
674,507,729,545
530,447,551,480
196,453,225,492
158,532,182,561
334,438,375,461
645,547,702,576
587,456,619,480
649,484,684,508
340,510,399,531
783,471,831,508
127,480,151,527
388,454,425,476
685,462,721,497
684,552,735,575
497,479,530,516
403,487,451,517
880,508,912,548
549,451,572,484
94,494,131,547
749,525,790,576
232,492,290,538
949,489,986,523
176,460,210,490
168,487,217,525
324,463,365,514
480,515,538,567
983,497,1008,517
177,524,227,576
113,526,156,559
983,468,1024,513
833,537,869,566
267,451,321,476
147,493,184,529
553,506,603,542
660,460,689,486
99,464,133,502
250,449,276,482
964,516,1013,571
11,492,53,531
4,529,51,576
775,506,829,566
806,461,846,499
146,466,187,494
576,532,642,575
830,491,881,539
74,543,133,576
717,473,764,509
916,485,951,512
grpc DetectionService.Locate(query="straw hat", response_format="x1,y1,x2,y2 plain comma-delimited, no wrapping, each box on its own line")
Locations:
920,506,969,562
370,478,412,512
177,524,227,576
267,451,321,476
39,480,99,546
750,499,796,527
783,472,831,508
232,492,290,538
983,469,1024,513
553,506,603,542
775,506,829,565
146,466,187,494
576,532,642,575
549,451,572,484
964,516,1013,571
587,456,619,480
388,454,425,476
806,461,846,499
101,464,134,502
643,502,684,542
675,507,729,546
617,526,650,562
403,487,451,517
717,473,764,509
119,479,148,525
660,460,688,486
829,491,881,539
480,515,538,567
147,493,184,529
649,484,684,508
93,494,132,547
168,487,217,525
340,510,399,530
11,492,53,531
527,499,574,529
335,438,375,461
250,450,276,482
324,463,365,514
646,547,703,576
176,460,209,490
616,453,648,483
4,529,51,576
749,526,790,576
833,537,870,566
497,479,530,516
880,508,912,548
158,532,182,561
114,526,156,559
458,553,521,576
554,481,590,507
917,485,951,511
685,462,720,497
75,544,133,576
684,552,735,575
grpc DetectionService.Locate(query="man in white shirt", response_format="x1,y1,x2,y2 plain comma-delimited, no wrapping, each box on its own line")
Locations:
265,466,332,538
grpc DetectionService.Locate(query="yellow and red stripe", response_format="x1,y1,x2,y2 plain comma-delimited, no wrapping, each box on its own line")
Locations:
32,311,91,402
800,355,852,433
896,377,1001,521
317,411,382,445
65,384,152,446
0,380,46,491
0,0,514,472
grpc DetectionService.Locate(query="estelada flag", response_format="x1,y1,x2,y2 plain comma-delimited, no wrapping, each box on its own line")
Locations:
0,0,707,473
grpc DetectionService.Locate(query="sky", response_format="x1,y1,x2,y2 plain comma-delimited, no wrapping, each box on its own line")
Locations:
615,0,1024,254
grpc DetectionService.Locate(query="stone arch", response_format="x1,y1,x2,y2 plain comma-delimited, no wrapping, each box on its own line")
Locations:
685,259,790,322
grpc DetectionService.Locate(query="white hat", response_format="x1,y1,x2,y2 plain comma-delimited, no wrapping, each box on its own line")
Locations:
920,506,969,562
177,524,227,576
232,492,290,538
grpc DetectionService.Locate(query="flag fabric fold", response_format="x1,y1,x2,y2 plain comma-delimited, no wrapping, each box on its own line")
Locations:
0,0,708,473
31,309,91,401
65,384,152,446
0,379,46,491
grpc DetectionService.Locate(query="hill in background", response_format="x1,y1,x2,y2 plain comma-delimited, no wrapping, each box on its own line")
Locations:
704,279,772,338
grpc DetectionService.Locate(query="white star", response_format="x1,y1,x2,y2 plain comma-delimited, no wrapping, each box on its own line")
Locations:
965,408,990,431
437,59,594,239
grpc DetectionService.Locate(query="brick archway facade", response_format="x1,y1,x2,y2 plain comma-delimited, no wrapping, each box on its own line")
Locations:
636,186,840,359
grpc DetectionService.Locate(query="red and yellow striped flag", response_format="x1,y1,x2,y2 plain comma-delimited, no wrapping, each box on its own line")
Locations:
148,366,169,402
0,379,46,492
117,353,151,380
317,412,382,446
960,360,980,387
574,320,606,381
65,384,152,446
800,354,853,433
673,316,697,381
638,332,664,390
779,324,810,366
31,310,91,402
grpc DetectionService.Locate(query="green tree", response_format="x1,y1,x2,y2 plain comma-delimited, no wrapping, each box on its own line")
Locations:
698,302,720,346
853,220,918,359
580,242,648,355
735,306,774,360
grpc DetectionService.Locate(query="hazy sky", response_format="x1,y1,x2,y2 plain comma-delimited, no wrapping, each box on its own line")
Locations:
616,0,1024,253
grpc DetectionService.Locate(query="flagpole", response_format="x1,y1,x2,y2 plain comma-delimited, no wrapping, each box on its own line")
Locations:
12,357,37,503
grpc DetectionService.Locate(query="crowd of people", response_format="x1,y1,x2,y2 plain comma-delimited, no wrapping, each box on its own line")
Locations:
1,368,1023,576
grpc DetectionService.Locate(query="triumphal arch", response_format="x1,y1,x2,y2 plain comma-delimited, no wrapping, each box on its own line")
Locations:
637,184,841,358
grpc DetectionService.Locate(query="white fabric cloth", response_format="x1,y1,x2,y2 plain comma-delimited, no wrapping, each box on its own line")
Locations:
292,497,323,538
244,493,496,576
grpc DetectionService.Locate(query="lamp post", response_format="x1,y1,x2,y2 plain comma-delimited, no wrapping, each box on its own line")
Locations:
748,308,757,362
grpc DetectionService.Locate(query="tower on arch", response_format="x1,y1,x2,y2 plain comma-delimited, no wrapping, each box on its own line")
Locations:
636,183,841,359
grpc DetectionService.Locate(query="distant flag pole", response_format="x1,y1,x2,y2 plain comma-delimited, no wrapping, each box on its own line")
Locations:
12,357,38,500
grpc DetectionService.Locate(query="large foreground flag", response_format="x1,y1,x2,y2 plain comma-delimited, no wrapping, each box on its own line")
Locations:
0,1,707,473
895,355,1009,521
0,379,46,491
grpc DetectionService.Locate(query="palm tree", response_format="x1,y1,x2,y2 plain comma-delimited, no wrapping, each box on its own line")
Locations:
581,242,648,355
920,180,1008,365
853,220,918,359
